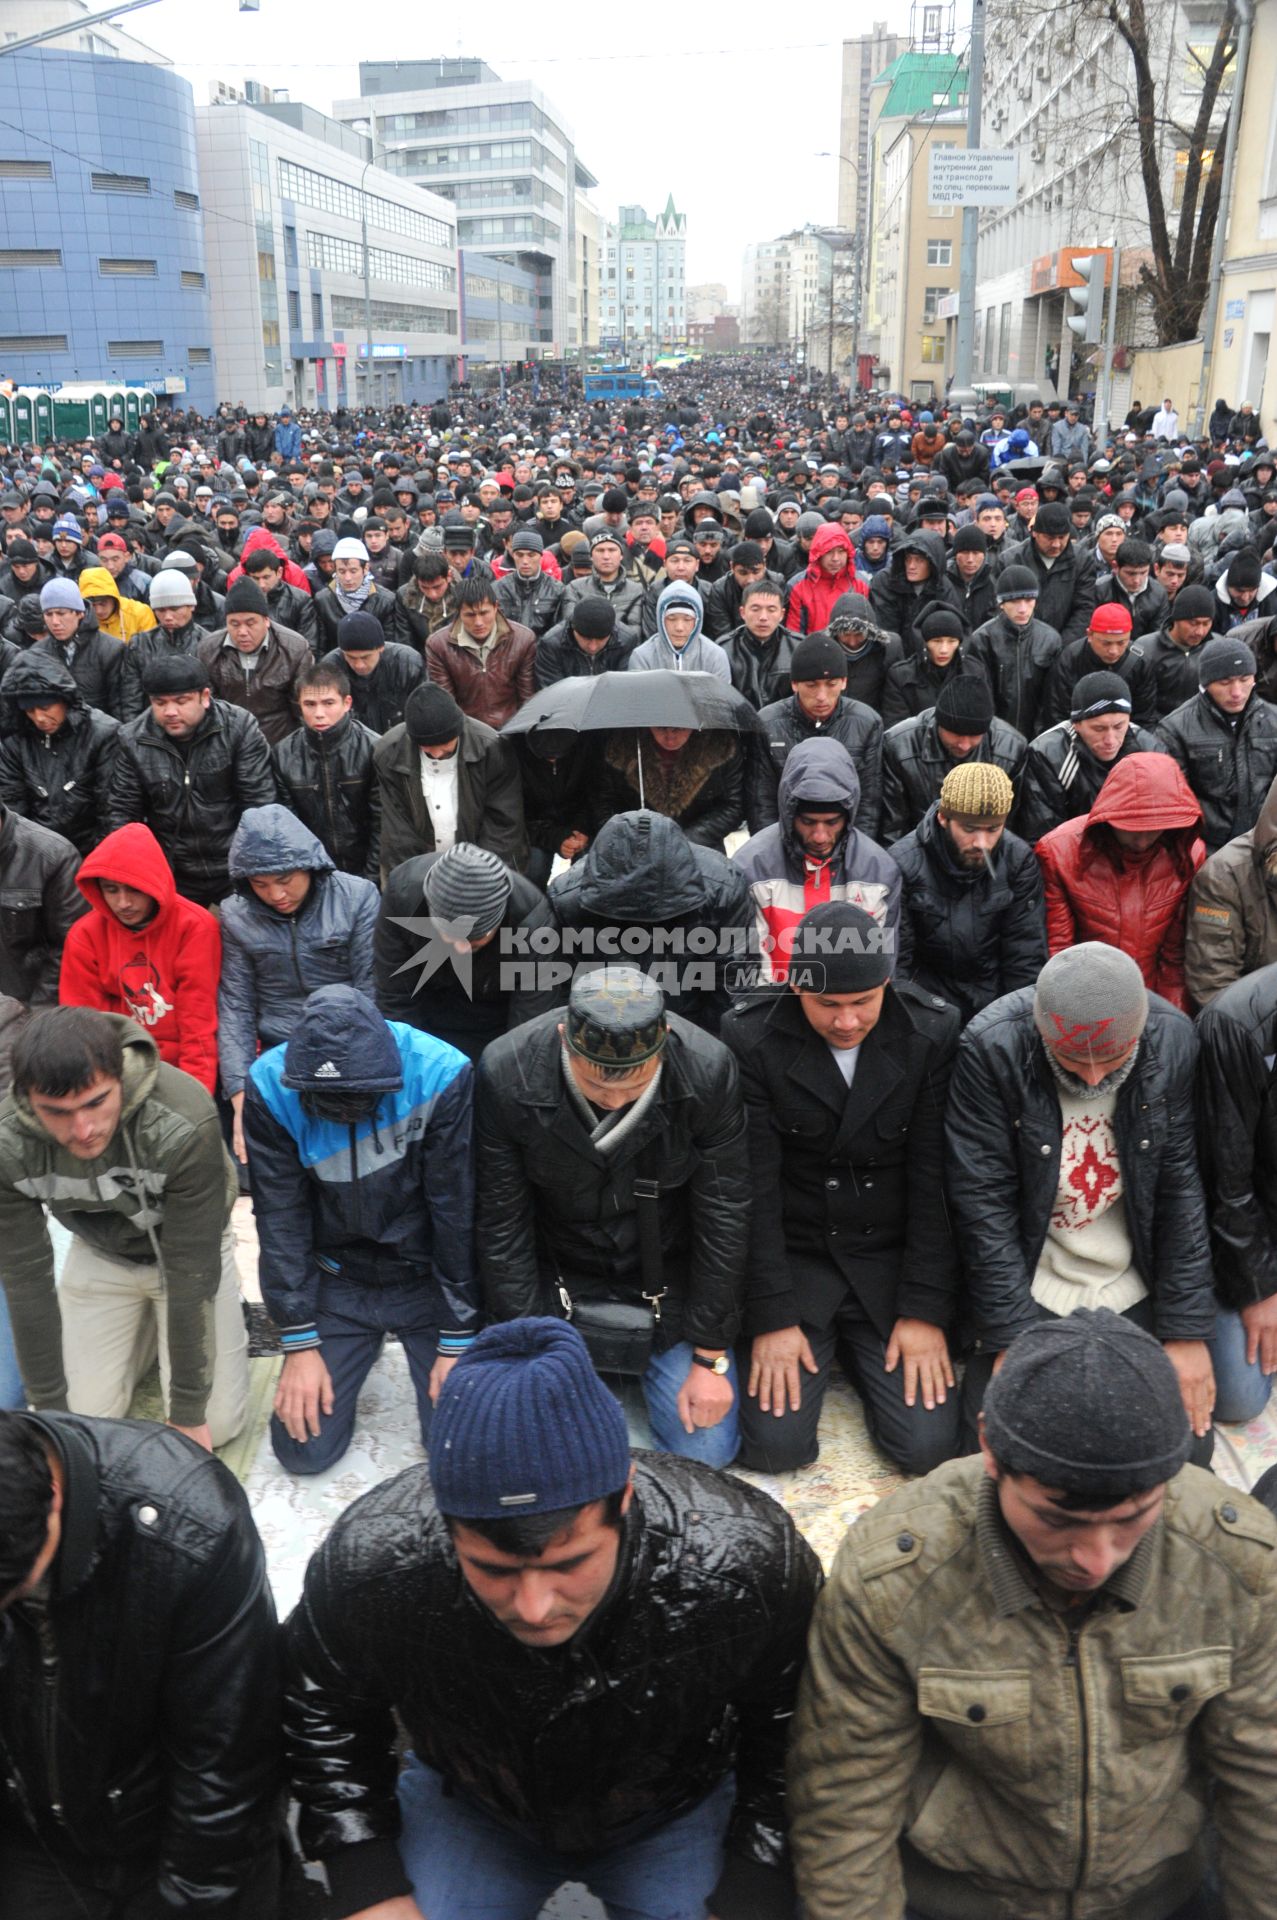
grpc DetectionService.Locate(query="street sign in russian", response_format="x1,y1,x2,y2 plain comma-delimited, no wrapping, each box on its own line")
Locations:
928,148,1018,206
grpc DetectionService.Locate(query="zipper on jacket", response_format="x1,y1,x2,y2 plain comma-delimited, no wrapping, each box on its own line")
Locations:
1063,1620,1088,1912
33,1604,65,1823
288,918,307,996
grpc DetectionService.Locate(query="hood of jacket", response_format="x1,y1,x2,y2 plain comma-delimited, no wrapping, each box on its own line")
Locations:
76,822,177,920
578,809,708,920
887,529,947,586
777,737,862,853
656,578,706,645
228,803,335,887
281,984,403,1093
0,649,85,727
239,526,289,566
12,1012,158,1140
77,565,121,607
1086,751,1202,833
805,522,855,577
685,490,724,525
860,514,892,542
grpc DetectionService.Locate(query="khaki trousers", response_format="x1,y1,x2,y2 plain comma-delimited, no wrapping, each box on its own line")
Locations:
60,1227,249,1446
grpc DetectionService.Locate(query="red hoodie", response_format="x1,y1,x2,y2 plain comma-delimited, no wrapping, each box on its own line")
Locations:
59,825,222,1093
225,525,313,595
784,522,867,634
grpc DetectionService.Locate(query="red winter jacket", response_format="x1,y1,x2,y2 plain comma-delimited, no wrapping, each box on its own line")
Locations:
226,525,313,595
59,823,222,1092
1035,753,1206,1011
784,523,867,634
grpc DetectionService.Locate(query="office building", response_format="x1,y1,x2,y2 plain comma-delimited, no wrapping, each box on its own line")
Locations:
838,21,906,236
0,46,215,408
599,198,687,355
196,91,459,412
334,59,597,359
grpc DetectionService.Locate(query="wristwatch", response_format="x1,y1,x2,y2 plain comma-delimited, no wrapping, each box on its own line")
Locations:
692,1351,731,1375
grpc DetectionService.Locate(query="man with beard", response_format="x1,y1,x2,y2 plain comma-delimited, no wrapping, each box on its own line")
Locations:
890,762,1046,1023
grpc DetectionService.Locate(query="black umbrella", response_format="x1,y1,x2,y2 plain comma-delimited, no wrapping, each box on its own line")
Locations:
501,669,764,739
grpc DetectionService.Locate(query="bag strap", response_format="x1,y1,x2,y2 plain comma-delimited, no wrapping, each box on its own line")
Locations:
633,1141,666,1319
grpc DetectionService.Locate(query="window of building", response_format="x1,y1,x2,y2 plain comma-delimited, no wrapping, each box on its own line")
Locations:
984,305,997,373
999,301,1012,373
921,284,948,323
91,172,149,195
283,226,298,268
0,159,52,179
99,258,157,276
919,334,946,362
306,230,455,291
312,291,324,333
330,294,456,333
1172,148,1215,210
0,332,66,351
277,157,453,249
0,248,60,267
106,340,163,357
1183,44,1235,91
926,239,952,266
287,289,302,330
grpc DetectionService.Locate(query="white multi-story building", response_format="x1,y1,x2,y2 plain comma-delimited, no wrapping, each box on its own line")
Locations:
0,0,170,63
333,59,597,360
973,0,1234,406
599,199,687,357
741,239,792,347
688,282,728,325
196,92,459,411
838,21,906,236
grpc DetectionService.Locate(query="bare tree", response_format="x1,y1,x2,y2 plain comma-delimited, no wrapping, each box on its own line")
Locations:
986,0,1236,344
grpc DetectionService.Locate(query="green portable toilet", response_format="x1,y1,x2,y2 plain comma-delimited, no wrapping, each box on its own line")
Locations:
124,391,141,431
54,394,91,441
90,392,109,437
12,393,33,444
32,391,54,443
107,389,126,425
0,394,11,445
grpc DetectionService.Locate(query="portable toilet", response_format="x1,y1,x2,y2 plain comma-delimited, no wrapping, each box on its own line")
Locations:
53,391,92,441
32,391,54,444
12,392,32,444
124,391,141,431
0,393,12,445
90,391,109,438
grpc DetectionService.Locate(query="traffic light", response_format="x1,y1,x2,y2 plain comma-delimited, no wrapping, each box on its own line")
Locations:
1067,254,1108,342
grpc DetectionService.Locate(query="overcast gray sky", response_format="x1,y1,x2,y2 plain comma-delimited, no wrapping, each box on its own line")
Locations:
135,0,918,298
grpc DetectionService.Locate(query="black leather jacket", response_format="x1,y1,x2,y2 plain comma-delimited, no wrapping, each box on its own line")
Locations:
880,709,1028,844
495,567,565,638
272,711,381,878
1157,690,1277,853
284,1455,821,1920
478,1007,749,1349
1196,962,1277,1307
0,1414,280,1907
945,988,1215,1349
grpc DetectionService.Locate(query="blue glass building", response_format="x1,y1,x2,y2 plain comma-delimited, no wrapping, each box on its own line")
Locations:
0,49,215,413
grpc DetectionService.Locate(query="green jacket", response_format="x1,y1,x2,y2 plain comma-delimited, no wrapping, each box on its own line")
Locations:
789,1456,1277,1920
0,1017,237,1425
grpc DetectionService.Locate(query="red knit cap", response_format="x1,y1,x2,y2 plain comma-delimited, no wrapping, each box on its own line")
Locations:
1089,602,1133,635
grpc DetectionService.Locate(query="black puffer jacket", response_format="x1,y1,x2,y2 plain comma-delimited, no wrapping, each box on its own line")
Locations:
283,1454,821,1920
945,988,1215,1350
272,710,381,879
0,1413,280,1908
0,653,119,852
118,619,207,722
946,556,999,631
509,810,753,1034
998,536,1098,644
1017,721,1165,846
1043,633,1158,730
106,698,278,907
880,709,1028,844
0,801,86,1003
965,611,1063,741
1196,962,1277,1307
879,653,989,729
890,804,1047,1022
1138,627,1224,719
478,1007,749,1347
312,581,401,651
533,622,634,687
1157,690,1277,852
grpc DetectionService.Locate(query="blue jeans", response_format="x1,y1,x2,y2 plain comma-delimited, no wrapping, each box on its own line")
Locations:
270,1271,439,1475
1210,1307,1274,1425
642,1341,740,1467
0,1286,24,1409
396,1754,734,1920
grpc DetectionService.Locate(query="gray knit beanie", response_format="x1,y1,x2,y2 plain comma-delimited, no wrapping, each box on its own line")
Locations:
1033,943,1148,1064
423,843,511,939
983,1306,1191,1498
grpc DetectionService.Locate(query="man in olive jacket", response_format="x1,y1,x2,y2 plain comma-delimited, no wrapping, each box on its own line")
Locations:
790,1309,1277,1920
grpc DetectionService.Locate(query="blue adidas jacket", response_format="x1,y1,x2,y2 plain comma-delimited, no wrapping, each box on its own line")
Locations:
243,984,477,1345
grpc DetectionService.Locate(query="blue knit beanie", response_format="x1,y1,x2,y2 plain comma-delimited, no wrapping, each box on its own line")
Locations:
429,1318,631,1519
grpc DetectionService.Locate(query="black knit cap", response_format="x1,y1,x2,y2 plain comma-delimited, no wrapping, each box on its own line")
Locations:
571,596,616,639
405,683,464,746
935,675,994,732
790,635,848,682
919,606,966,644
983,1307,1191,1499
787,901,893,993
